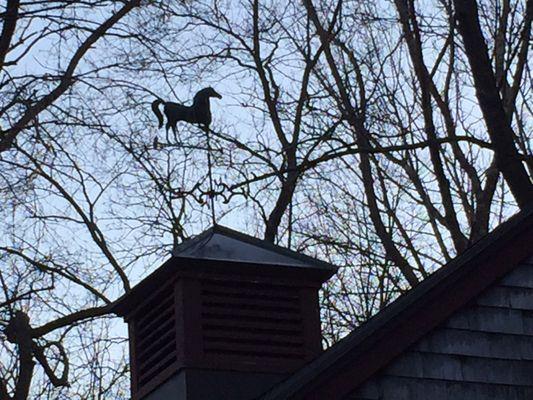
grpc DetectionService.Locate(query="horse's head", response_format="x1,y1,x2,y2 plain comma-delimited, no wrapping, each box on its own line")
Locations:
195,87,222,101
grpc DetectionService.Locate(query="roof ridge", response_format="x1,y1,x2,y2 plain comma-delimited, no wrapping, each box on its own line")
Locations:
171,226,215,256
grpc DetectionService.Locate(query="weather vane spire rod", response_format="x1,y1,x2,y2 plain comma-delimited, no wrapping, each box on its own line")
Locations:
206,126,216,226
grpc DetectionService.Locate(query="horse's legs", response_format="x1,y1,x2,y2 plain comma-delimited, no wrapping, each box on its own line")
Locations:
165,121,172,142
172,123,178,143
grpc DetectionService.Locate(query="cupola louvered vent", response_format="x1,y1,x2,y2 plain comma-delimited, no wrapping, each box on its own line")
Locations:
113,225,337,400
133,283,177,392
200,279,306,362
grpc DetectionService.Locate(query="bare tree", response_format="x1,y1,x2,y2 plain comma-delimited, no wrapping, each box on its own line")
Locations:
453,0,532,207
1,0,531,398
0,0,141,153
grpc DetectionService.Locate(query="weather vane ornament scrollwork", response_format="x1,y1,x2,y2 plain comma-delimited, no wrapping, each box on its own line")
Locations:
151,87,222,225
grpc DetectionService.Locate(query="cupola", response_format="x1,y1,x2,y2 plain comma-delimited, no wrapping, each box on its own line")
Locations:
112,225,337,400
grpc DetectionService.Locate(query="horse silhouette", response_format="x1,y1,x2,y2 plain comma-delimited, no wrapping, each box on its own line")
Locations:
151,87,222,142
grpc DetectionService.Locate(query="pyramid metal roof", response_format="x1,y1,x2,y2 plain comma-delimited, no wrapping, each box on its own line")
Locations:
172,224,338,272
111,224,338,317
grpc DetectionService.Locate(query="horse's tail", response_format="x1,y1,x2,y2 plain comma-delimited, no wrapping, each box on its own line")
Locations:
151,99,164,129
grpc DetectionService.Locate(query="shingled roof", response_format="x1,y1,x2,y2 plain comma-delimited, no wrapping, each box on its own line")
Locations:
261,203,533,400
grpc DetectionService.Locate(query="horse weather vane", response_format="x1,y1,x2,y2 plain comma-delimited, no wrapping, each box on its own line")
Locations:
151,87,223,225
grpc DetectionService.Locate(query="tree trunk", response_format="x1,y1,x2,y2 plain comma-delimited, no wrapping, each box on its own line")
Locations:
453,0,533,208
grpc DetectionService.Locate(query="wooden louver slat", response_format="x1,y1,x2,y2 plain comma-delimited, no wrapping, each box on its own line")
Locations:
134,282,177,393
200,279,306,362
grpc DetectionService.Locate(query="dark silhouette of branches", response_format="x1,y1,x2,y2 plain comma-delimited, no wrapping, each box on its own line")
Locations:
1,0,531,397
453,0,533,207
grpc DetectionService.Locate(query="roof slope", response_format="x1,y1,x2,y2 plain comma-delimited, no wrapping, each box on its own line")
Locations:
261,204,533,400
172,225,337,271
349,255,533,399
